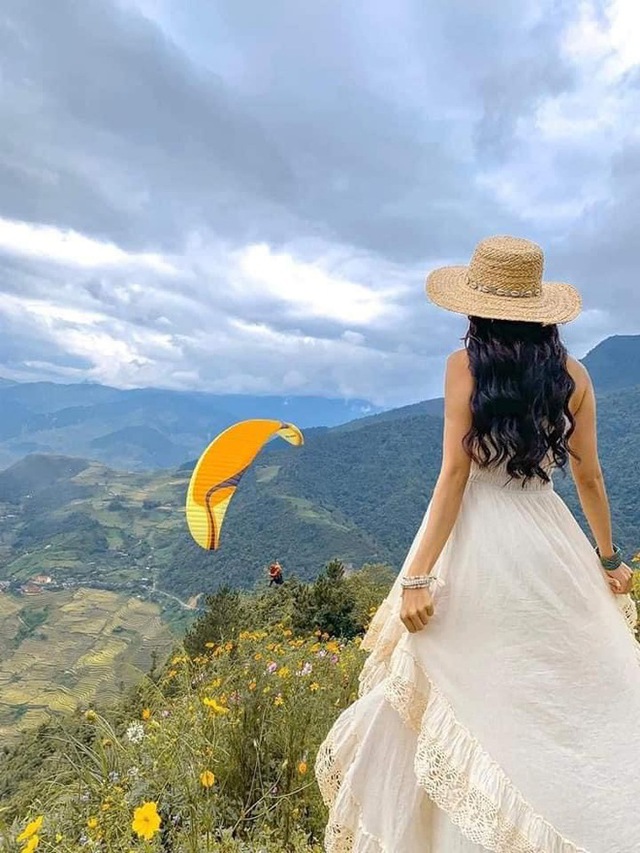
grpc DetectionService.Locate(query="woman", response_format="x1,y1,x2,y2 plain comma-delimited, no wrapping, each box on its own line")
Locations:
314,236,640,852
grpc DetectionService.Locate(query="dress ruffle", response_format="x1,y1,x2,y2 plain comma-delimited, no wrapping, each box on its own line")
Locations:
315,587,640,853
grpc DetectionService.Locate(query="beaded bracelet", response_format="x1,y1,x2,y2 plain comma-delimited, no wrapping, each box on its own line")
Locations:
400,574,438,590
595,543,623,571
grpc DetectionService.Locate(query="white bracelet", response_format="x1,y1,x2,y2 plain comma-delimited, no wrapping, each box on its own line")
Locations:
400,574,438,589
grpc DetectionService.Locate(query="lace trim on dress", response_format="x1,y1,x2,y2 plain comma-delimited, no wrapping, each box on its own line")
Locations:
315,731,386,853
317,592,640,853
384,659,588,853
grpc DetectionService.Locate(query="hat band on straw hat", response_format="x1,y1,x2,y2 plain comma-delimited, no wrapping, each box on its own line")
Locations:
466,273,540,299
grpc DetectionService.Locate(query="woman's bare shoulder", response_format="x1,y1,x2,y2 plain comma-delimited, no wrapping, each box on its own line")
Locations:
566,354,592,412
566,354,591,387
445,348,473,391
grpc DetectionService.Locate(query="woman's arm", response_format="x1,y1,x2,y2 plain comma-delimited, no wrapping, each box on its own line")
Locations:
567,359,632,593
401,350,472,633
406,349,473,576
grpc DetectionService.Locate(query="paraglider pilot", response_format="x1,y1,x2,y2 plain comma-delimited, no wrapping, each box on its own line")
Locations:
269,561,284,586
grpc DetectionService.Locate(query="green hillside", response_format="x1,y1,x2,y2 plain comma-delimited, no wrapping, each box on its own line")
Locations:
1,383,639,606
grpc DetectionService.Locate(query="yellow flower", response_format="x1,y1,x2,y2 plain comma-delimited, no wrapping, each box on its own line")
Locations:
205,641,216,648
276,666,290,679
282,628,293,636
298,760,308,774
254,652,263,660
132,801,161,841
21,837,39,853
167,669,178,678
309,682,320,691
208,677,222,689
224,641,234,651
248,680,257,691
202,697,230,714
87,817,98,830
85,709,97,722
274,694,284,706
17,817,43,842
102,738,112,747
141,708,152,721
55,834,63,843
200,769,216,788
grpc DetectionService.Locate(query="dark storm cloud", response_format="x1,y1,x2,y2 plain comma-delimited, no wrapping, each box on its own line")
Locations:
0,0,635,400
0,0,578,260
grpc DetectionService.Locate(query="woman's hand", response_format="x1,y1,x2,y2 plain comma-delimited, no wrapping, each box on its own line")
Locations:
400,587,434,633
603,562,634,595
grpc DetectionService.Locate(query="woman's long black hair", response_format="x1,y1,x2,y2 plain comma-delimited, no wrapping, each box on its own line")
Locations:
462,316,577,485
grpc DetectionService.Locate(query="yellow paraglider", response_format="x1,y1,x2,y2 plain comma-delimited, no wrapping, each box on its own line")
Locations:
185,419,304,550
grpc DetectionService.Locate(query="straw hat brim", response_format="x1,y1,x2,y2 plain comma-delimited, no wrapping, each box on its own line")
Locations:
426,265,582,324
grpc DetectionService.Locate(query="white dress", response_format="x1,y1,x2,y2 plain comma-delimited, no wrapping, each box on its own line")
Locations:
315,458,640,852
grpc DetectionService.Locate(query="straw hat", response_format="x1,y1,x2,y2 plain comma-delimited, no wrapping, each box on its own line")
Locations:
425,235,581,324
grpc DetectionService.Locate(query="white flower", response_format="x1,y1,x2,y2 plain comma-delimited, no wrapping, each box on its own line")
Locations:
126,722,145,744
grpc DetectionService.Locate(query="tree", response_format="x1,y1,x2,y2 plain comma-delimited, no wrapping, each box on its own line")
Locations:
183,584,246,656
291,558,358,638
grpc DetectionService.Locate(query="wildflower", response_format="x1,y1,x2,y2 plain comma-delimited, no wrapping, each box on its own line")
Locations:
317,649,327,658
310,682,320,692
202,697,230,714
205,642,215,648
17,817,43,842
21,837,39,853
266,661,278,673
200,770,216,788
141,708,152,721
87,817,98,829
274,693,284,706
298,760,308,774
208,677,222,689
126,722,145,744
282,628,293,636
224,640,234,651
297,662,313,677
254,652,263,660
132,801,161,841
248,680,257,690
330,654,339,664
84,709,97,722
276,666,290,678
108,771,120,783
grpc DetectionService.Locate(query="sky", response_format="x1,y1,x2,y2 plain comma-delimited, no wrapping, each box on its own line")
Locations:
1,0,640,406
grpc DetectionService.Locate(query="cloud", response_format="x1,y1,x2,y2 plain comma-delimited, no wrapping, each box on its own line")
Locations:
0,0,639,403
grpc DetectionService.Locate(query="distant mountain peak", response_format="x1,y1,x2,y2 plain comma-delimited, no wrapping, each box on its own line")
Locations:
582,334,640,394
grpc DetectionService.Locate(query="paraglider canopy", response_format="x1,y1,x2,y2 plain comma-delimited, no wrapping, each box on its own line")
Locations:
185,419,304,551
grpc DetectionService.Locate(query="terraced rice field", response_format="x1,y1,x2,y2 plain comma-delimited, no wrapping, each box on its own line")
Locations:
0,588,175,740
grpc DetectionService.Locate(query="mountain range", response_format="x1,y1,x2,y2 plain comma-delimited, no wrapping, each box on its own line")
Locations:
0,334,634,473
0,383,383,472
1,334,640,603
